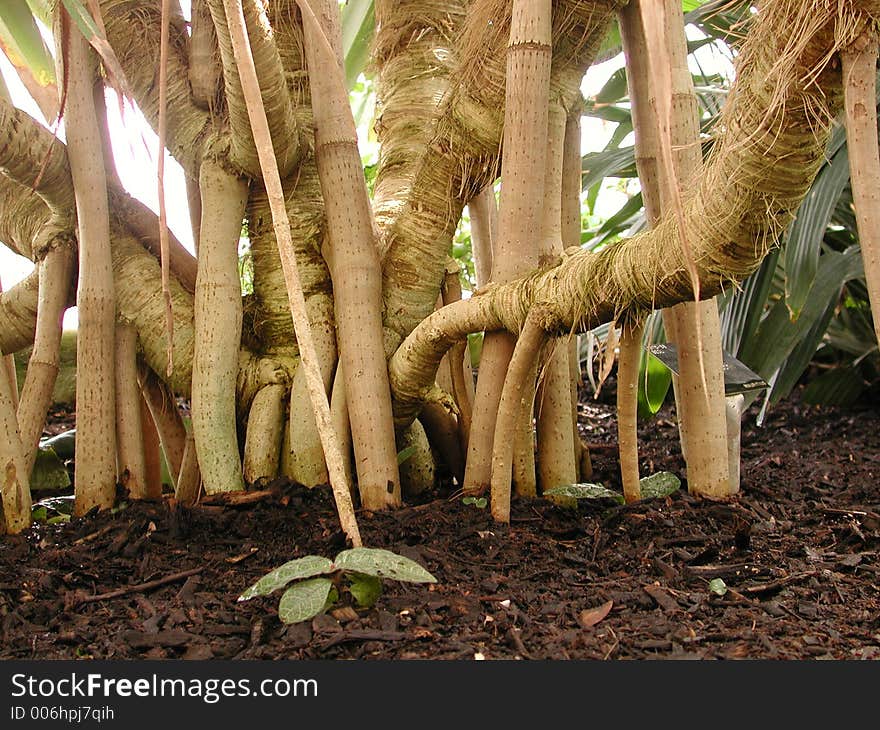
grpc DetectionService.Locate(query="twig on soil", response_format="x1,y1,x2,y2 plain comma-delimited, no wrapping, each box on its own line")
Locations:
78,566,204,604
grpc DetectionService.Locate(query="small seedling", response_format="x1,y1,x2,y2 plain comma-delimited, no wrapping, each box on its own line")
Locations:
462,496,487,509
708,578,728,596
238,547,437,624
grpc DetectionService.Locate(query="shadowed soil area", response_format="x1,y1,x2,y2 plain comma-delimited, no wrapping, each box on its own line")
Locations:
1,386,879,660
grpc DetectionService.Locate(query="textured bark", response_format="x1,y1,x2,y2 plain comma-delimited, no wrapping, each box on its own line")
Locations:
61,25,117,515
191,159,248,493
617,322,643,503
622,0,730,497
535,101,577,494
841,33,880,346
464,0,551,494
115,322,150,499
390,0,852,422
301,0,400,510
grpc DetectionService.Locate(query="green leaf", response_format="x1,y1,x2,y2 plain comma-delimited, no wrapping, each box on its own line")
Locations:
637,354,671,417
341,0,374,88
31,506,47,522
719,248,781,357
742,248,863,384
30,448,71,491
32,494,74,515
334,547,437,583
594,66,628,104
581,146,637,191
396,445,417,466
784,145,850,319
238,555,334,601
348,572,382,608
802,366,866,407
0,0,55,85
277,578,335,624
46,514,71,524
638,472,681,500
544,483,625,505
708,578,728,596
39,429,76,460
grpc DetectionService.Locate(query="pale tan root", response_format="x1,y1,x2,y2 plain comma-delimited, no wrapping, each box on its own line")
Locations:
191,158,248,494
512,364,538,498
491,309,547,523
226,0,361,543
115,322,150,499
726,394,745,494
60,24,117,515
243,383,286,483
397,419,436,498
465,0,552,495
17,245,74,475
0,349,30,534
842,33,880,346
299,0,400,512
616,322,643,503
535,101,577,494
469,186,497,288
622,0,730,497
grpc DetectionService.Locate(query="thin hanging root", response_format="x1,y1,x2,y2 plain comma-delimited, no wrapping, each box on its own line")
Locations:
616,321,643,503
157,0,175,377
223,0,360,545
841,33,880,346
490,308,548,524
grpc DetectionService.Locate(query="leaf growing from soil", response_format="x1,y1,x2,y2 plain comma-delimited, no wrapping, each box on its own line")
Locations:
334,547,437,583
238,556,334,601
709,578,728,596
639,472,681,500
278,578,335,624
348,572,382,608
544,483,625,504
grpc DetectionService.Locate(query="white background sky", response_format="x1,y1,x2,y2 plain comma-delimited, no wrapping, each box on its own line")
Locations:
0,9,731,331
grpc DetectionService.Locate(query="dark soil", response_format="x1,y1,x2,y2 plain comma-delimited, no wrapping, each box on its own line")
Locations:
2,387,879,660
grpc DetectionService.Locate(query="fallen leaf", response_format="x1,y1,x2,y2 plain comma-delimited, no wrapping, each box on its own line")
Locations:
578,599,613,628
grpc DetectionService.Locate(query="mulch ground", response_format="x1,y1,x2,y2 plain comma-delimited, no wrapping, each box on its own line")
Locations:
1,386,879,660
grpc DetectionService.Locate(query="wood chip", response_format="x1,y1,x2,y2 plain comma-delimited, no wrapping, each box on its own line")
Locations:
642,584,680,612
578,600,613,628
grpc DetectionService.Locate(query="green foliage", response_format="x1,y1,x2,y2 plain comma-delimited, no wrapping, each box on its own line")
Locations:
0,0,55,85
462,495,487,509
31,447,71,491
638,471,681,500
31,494,74,524
239,547,437,624
544,483,625,505
708,578,728,596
